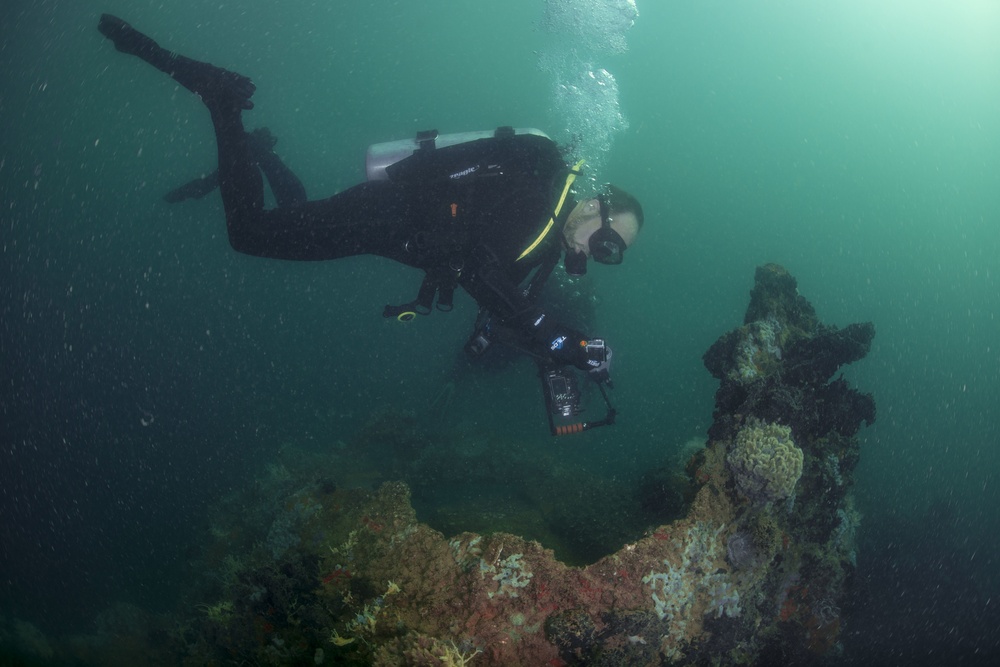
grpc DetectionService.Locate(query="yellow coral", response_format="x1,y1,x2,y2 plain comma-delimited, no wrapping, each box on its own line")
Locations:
727,420,803,503
438,640,482,666
329,629,355,646
195,600,234,622
328,529,358,556
359,605,378,633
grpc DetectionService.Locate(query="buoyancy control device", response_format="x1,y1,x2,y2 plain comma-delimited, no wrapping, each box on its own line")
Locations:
376,126,564,322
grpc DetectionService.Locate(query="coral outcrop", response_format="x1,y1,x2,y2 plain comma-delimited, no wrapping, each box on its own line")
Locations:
704,264,875,442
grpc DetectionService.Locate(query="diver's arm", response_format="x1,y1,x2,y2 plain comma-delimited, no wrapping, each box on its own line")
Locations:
462,256,599,370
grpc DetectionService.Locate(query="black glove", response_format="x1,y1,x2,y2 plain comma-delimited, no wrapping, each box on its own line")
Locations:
520,309,613,382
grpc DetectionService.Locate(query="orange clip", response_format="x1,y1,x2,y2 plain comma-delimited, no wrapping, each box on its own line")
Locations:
450,203,458,217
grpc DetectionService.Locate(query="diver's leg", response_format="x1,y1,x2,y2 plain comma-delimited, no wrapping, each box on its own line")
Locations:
97,15,411,263
208,103,266,245
98,14,264,246
225,179,417,261
98,14,255,109
258,152,307,208
248,128,308,207
162,128,305,207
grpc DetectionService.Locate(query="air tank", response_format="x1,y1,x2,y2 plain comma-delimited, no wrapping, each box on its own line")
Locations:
365,127,549,181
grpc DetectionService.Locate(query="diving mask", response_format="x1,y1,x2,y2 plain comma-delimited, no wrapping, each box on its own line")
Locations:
589,195,626,265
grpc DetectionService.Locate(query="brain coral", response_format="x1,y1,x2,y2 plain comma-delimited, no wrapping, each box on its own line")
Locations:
726,419,803,504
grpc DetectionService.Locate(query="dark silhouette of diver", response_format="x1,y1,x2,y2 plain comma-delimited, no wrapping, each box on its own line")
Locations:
98,14,645,434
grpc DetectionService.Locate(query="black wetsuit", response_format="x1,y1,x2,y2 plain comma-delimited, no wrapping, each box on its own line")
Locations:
99,15,594,370
213,123,590,366
164,130,307,208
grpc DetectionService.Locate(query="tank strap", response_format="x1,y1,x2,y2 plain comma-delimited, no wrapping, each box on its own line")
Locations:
415,126,512,152
414,129,438,152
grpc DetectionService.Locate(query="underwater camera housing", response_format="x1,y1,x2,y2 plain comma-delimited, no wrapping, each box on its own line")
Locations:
543,367,582,419
539,364,617,437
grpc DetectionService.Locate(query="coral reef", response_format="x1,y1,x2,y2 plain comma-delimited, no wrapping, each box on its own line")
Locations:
29,264,873,666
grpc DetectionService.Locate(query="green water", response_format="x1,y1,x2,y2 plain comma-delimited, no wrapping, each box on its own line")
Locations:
2,0,998,656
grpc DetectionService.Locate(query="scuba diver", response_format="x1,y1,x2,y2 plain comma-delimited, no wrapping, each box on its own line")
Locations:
97,14,644,436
